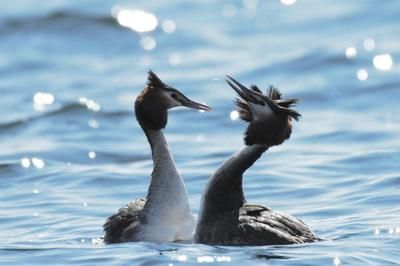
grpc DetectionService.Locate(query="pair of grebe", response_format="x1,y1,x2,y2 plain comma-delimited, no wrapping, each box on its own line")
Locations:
103,70,319,245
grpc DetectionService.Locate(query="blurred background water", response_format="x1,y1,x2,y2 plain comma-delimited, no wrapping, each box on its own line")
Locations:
1,0,400,265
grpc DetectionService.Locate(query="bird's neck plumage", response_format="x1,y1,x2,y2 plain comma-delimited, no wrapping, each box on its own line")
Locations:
146,129,177,177
143,128,187,203
197,144,268,225
142,128,193,225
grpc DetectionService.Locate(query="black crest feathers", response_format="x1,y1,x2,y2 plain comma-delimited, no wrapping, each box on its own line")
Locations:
147,70,167,89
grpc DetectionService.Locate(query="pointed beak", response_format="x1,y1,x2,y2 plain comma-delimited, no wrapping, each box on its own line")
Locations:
181,97,212,111
226,75,256,103
226,75,276,107
225,75,301,120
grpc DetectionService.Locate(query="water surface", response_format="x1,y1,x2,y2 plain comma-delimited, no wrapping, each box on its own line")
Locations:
1,0,400,265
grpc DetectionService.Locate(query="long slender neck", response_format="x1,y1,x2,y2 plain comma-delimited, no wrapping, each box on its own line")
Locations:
145,128,176,175
198,144,268,220
142,128,190,209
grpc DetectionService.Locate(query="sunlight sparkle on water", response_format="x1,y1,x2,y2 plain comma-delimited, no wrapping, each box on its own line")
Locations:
230,110,239,120
114,7,158,33
140,36,156,51
88,119,99,129
32,157,45,169
333,256,341,266
21,158,31,168
88,151,96,159
79,97,101,112
33,92,55,111
162,19,176,34
281,0,297,6
373,54,393,71
176,255,187,262
363,38,375,51
197,256,214,263
216,256,231,262
357,69,368,81
345,47,357,58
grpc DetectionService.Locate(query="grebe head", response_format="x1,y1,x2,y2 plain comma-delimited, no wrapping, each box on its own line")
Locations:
226,75,300,146
135,70,211,130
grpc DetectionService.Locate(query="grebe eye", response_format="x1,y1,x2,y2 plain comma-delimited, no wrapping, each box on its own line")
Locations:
171,93,177,99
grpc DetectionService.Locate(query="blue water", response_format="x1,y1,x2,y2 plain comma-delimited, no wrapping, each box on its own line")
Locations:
1,0,400,265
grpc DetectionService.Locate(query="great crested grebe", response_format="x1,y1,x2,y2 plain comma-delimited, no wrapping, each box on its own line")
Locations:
103,70,211,244
195,76,319,245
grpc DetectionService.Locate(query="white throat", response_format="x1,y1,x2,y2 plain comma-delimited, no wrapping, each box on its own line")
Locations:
140,129,195,242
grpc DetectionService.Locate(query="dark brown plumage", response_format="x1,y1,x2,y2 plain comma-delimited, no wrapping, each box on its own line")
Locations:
197,204,319,246
195,76,318,246
234,83,301,146
103,199,146,244
134,71,169,131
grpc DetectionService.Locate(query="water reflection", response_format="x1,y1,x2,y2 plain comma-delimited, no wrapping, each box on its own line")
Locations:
345,47,357,59
363,38,375,51
162,19,176,34
113,7,158,33
230,110,239,121
33,92,55,111
357,69,368,81
333,256,341,266
21,157,45,169
197,256,215,263
373,54,393,71
176,255,187,262
281,0,297,6
20,157,31,168
140,36,157,51
88,119,99,129
79,97,101,112
88,151,96,159
32,157,45,168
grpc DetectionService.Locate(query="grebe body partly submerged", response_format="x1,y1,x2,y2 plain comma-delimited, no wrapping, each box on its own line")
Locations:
195,76,319,246
103,71,211,244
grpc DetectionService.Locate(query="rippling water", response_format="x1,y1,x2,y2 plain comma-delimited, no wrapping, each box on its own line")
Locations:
1,0,400,265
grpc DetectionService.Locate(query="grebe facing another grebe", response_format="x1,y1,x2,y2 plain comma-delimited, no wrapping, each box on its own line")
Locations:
103,70,211,244
195,76,319,246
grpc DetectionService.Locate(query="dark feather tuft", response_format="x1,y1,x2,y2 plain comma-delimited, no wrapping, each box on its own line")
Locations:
267,86,282,100
147,70,166,89
277,98,299,108
235,98,253,122
250,85,262,93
